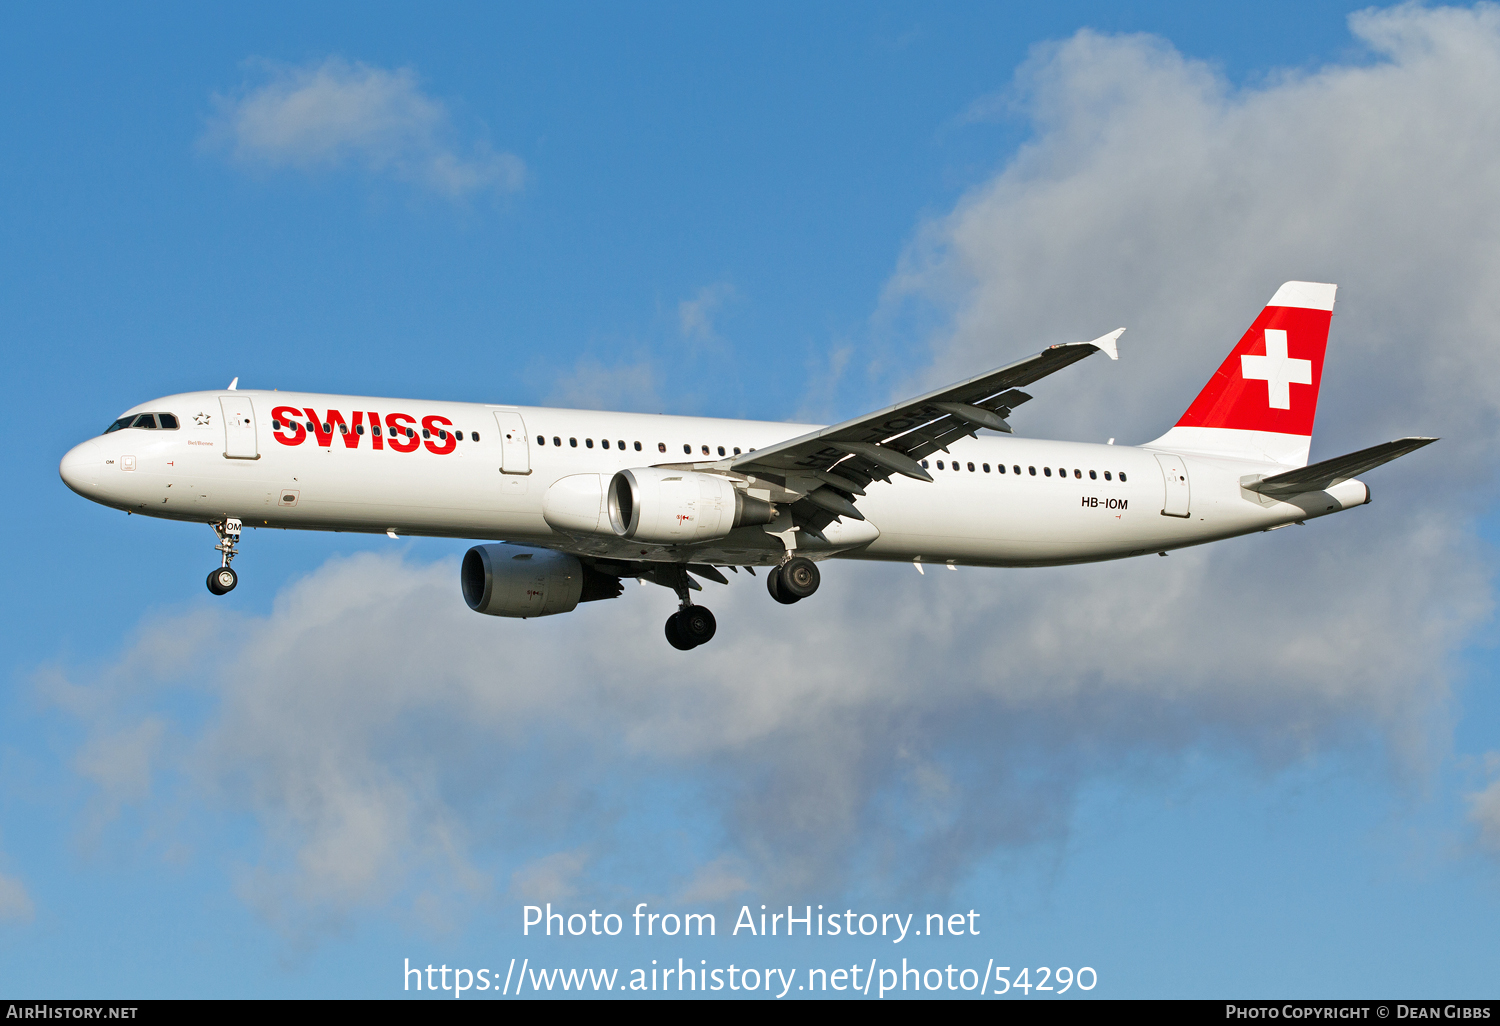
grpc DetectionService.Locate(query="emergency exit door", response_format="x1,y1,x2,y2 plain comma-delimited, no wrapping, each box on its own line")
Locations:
1155,453,1190,517
219,396,259,460
493,410,531,474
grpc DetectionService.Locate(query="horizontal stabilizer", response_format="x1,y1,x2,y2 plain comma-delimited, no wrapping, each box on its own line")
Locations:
1242,437,1437,498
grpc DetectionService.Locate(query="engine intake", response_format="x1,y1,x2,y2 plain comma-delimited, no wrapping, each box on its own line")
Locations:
607,468,775,545
461,543,622,618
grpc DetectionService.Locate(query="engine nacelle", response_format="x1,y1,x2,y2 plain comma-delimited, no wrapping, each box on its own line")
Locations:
607,468,775,544
542,474,608,535
461,543,621,618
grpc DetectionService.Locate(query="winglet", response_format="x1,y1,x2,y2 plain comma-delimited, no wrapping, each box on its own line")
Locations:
1087,328,1125,361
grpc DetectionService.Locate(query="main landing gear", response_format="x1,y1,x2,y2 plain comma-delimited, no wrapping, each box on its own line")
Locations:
665,605,717,651
206,518,242,596
654,563,718,651
653,555,821,650
766,556,820,605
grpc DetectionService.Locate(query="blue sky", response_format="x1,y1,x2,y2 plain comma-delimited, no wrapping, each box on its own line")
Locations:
4,1,1499,999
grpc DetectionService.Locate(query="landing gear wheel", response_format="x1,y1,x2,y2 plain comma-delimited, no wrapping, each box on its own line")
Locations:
665,606,717,649
207,566,238,595
766,566,801,605
678,605,716,646
665,612,694,650
780,556,820,599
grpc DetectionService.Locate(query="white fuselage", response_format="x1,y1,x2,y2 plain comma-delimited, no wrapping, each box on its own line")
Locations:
59,389,1369,568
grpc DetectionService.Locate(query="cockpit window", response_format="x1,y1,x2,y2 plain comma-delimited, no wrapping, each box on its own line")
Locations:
104,412,180,433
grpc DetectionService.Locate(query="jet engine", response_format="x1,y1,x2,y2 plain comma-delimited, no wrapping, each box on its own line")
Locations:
461,543,622,618
607,468,775,544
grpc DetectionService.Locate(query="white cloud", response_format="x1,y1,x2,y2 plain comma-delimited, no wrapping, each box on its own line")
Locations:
50,4,1500,934
204,57,524,198
886,4,1500,470
0,871,33,924
74,718,165,839
678,283,736,345
510,848,590,902
543,357,662,413
1469,756,1500,853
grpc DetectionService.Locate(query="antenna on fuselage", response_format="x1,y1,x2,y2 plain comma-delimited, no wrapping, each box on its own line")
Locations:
227,377,239,390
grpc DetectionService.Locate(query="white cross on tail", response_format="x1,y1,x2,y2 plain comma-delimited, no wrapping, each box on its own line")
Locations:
1240,329,1312,409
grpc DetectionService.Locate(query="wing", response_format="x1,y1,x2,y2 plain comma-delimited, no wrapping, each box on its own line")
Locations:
724,329,1124,529
1243,437,1438,498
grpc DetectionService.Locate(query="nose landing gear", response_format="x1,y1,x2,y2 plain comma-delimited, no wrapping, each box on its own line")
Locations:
206,518,242,596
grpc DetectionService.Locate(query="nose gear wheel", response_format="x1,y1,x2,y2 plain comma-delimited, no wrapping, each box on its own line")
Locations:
207,566,238,595
206,518,244,596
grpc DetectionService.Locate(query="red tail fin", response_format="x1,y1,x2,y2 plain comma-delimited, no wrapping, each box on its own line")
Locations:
1148,282,1335,467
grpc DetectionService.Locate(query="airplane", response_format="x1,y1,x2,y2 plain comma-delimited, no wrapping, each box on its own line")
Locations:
59,281,1434,650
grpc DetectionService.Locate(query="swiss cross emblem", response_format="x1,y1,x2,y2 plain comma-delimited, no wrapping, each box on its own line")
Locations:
1241,329,1312,409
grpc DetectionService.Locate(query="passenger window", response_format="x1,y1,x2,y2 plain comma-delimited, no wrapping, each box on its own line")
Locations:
1104,471,1111,481
272,419,281,430
553,436,561,447
1120,472,1127,482
1028,466,1036,476
158,414,178,429
983,464,990,473
618,440,625,450
472,432,479,442
586,438,594,448
921,460,930,469
936,460,944,470
1013,465,1021,475
1074,469,1081,479
1089,470,1097,480
133,414,157,429
733,447,741,455
1044,467,1052,477
342,424,350,434
421,428,430,439
717,446,725,456
357,424,365,435
683,444,691,454
967,462,975,472
702,445,710,456
374,425,382,437
537,435,545,445
658,443,666,453
634,441,642,451
570,438,577,447
601,439,609,449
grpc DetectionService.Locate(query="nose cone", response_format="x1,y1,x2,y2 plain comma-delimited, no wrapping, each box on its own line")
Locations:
59,439,104,498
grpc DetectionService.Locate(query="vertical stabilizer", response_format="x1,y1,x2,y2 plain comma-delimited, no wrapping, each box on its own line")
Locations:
1146,281,1335,467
